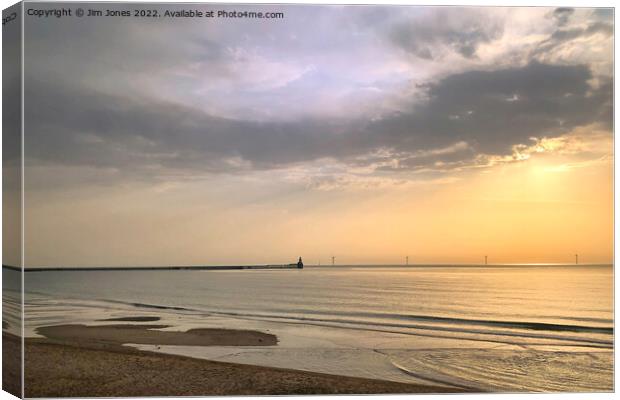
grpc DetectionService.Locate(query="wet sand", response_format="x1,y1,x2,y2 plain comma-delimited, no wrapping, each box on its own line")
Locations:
37,324,279,346
6,325,469,397
98,316,161,322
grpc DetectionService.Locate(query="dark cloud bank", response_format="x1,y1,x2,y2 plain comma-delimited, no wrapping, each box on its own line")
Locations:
22,6,613,183
24,61,611,180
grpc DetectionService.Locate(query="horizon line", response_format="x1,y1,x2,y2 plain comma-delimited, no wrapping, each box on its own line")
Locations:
3,262,613,272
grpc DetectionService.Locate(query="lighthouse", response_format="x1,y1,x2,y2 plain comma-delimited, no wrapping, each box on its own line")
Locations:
297,257,304,269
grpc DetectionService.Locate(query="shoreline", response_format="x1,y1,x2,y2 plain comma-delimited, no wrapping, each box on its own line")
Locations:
4,329,470,397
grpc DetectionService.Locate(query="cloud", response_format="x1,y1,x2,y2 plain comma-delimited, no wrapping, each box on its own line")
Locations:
552,7,575,27
364,62,611,159
22,6,612,191
389,8,504,60
533,19,613,61
527,8,613,77
24,58,612,188
25,79,336,174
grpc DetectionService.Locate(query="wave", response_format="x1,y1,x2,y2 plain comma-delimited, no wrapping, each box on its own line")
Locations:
387,358,479,390
358,313,612,334
128,302,192,312
116,300,612,335
258,308,613,334
24,293,612,348
95,299,613,348
101,299,194,312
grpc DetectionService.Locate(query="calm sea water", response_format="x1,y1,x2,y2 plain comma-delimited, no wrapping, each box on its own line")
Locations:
6,265,614,392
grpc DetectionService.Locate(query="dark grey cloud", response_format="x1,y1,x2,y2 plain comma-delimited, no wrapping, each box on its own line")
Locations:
389,10,504,59
24,61,612,181
552,7,575,27
24,79,362,177
593,8,614,19
550,21,613,41
365,62,611,161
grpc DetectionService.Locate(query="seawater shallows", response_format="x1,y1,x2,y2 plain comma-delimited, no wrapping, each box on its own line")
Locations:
14,265,614,392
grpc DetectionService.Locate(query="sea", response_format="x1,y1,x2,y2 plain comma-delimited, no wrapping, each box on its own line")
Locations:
3,264,614,392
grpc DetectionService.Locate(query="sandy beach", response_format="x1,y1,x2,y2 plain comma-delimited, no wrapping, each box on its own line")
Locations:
4,324,467,397
2,333,21,397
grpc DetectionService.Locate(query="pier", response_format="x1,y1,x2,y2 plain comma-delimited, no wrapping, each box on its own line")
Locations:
4,262,304,273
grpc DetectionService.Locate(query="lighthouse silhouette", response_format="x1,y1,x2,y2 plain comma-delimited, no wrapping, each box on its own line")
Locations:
297,257,304,269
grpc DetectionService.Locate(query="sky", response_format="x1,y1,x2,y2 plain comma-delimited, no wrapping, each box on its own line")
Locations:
14,4,614,267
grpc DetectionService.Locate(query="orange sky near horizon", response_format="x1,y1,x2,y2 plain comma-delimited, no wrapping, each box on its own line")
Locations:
21,137,613,268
